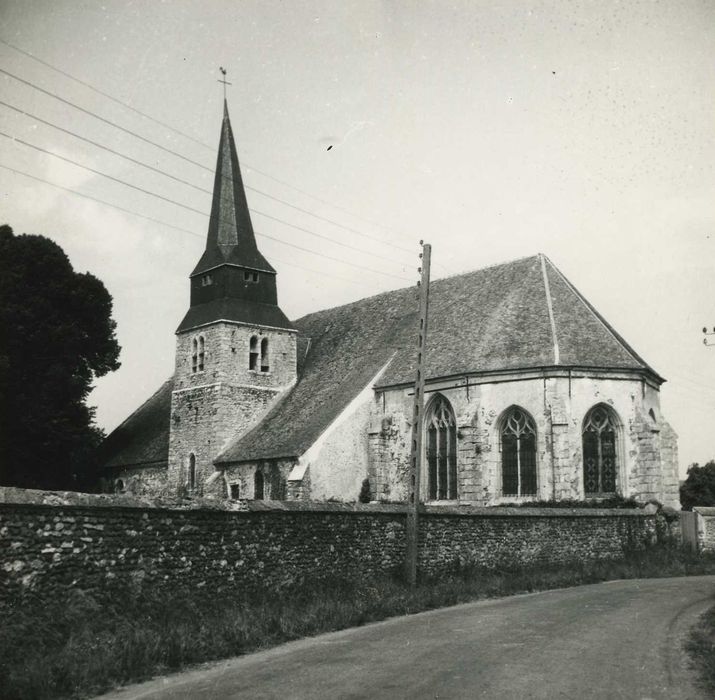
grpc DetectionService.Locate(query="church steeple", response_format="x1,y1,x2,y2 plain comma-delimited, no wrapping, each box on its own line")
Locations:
192,101,274,276
177,102,293,334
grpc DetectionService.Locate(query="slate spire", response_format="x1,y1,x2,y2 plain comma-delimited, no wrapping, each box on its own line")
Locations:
191,100,274,276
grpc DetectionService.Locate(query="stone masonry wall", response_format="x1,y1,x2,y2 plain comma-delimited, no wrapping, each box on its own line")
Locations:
366,373,679,508
0,488,655,606
168,383,280,496
693,508,715,553
174,323,297,392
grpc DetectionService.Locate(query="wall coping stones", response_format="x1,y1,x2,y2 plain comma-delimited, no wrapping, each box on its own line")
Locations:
0,487,651,519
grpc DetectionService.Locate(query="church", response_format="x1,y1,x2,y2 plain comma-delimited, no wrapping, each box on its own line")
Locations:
99,103,680,509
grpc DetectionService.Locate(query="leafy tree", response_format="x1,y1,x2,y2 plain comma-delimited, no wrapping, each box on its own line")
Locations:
680,461,715,511
358,478,372,503
0,225,120,490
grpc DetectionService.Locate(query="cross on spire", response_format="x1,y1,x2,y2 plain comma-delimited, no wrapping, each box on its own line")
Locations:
218,67,232,100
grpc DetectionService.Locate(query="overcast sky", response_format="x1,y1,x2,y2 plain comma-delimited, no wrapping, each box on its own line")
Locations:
1,0,713,475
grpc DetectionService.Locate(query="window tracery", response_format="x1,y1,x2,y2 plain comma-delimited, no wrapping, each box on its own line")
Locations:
426,395,457,500
582,405,619,495
500,407,537,497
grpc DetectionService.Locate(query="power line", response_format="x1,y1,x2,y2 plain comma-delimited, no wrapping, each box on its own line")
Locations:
0,162,381,289
0,98,209,194
0,92,417,259
0,36,210,151
0,127,412,270
0,68,211,173
0,130,208,215
0,39,419,251
0,159,412,282
0,162,201,237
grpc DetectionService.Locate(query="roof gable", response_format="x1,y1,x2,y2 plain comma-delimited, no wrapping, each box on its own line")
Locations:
218,254,660,463
102,255,661,470
98,377,173,470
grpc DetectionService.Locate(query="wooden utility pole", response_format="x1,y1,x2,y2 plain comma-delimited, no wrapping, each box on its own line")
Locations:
405,242,431,587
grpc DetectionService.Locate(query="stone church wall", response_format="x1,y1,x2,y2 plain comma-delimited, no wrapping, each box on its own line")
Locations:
0,488,655,607
104,464,168,497
366,373,679,508
173,322,297,391
168,383,280,496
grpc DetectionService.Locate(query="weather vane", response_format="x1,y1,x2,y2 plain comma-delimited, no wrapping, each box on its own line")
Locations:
218,67,232,100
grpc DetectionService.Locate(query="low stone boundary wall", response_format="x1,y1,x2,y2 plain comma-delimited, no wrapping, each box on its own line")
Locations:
688,507,715,552
0,488,655,605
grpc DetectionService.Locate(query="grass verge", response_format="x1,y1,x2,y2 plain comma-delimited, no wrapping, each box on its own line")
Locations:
686,601,715,694
3,544,715,700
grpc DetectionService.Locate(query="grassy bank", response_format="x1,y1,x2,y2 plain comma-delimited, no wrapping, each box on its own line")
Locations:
3,545,715,700
687,601,715,694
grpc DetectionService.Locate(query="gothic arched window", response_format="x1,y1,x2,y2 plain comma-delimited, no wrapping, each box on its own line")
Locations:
249,335,259,370
582,405,620,495
191,338,198,373
260,338,269,372
426,395,457,500
254,470,264,500
500,407,537,497
197,336,205,372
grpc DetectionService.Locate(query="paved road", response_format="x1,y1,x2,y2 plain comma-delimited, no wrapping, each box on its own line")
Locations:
97,576,715,700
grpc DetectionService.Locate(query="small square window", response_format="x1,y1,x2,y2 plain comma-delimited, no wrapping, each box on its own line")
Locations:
230,483,240,499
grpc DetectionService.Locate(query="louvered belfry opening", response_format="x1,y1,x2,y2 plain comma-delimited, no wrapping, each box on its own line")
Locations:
426,395,458,500
583,405,619,495
500,407,537,497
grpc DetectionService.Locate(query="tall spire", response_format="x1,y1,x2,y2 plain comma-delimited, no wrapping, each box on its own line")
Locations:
191,102,274,276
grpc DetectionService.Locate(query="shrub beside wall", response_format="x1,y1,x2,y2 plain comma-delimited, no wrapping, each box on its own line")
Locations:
0,488,655,606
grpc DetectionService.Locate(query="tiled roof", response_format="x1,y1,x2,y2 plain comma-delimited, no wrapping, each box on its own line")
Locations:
98,377,173,470
101,255,661,470
176,297,296,333
216,255,660,464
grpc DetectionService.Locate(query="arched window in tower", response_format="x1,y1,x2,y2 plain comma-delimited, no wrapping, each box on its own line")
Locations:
254,470,264,500
188,454,196,491
425,395,457,500
191,338,198,373
197,336,205,371
500,407,537,497
249,335,259,370
582,405,620,495
260,338,269,372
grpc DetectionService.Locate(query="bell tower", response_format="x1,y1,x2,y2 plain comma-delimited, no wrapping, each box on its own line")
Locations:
168,101,297,496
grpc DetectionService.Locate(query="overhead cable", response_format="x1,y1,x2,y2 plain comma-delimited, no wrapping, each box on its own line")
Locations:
0,54,417,253
0,157,412,282
0,127,411,268
0,161,378,289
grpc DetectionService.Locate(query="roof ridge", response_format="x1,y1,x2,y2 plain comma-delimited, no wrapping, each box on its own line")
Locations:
293,254,542,325
542,255,661,380
539,254,560,365
432,253,541,284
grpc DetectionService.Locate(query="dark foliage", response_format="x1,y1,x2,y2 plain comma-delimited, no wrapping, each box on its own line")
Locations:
358,478,372,503
687,600,715,694
680,461,715,511
0,225,120,490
